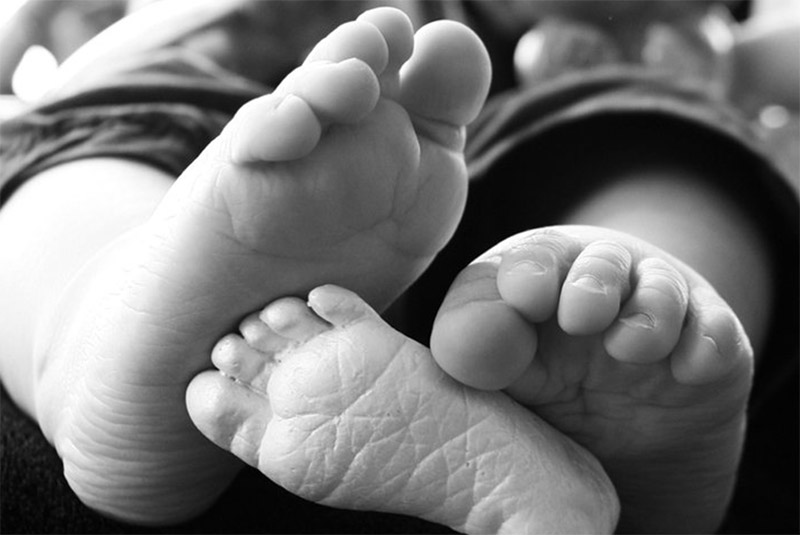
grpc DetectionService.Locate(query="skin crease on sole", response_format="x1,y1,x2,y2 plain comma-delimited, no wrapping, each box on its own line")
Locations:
187,284,620,535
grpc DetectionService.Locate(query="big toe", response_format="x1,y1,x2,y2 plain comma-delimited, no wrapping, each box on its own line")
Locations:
431,261,538,391
186,370,270,468
399,19,492,132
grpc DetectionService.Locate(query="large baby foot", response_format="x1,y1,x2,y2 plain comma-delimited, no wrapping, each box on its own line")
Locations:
32,8,490,525
187,285,619,535
430,225,753,533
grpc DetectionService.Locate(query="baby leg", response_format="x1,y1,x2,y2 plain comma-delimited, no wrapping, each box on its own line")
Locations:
23,7,490,525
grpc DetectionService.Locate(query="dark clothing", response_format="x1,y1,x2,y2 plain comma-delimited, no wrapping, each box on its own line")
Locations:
1,15,797,535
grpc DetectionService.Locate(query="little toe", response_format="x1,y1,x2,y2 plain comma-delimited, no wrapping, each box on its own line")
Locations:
399,19,491,134
186,370,270,469
559,240,633,335
604,257,689,364
260,297,331,345
670,286,753,385
432,262,537,390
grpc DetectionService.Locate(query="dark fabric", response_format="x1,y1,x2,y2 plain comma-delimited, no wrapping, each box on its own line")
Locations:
0,102,230,206
0,49,262,206
1,25,797,535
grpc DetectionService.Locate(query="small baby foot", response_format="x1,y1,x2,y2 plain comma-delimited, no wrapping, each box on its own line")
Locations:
187,285,619,535
430,225,753,533
32,8,491,525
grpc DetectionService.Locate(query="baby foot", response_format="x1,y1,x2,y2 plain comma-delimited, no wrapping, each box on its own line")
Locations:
187,285,619,535
32,8,490,525
430,225,753,533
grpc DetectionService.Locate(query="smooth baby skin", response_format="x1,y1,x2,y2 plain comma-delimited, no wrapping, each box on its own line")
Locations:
430,225,754,533
188,285,620,534
27,8,490,525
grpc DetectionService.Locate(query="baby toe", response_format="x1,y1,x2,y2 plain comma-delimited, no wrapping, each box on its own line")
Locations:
604,257,689,363
306,284,377,328
433,262,537,390
357,7,414,72
229,17,392,163
399,19,491,130
670,287,753,386
496,230,582,323
186,370,271,469
497,246,563,323
434,300,537,391
211,334,271,391
289,59,381,124
239,312,291,354
558,240,633,335
304,19,389,75
260,297,331,345
227,93,322,163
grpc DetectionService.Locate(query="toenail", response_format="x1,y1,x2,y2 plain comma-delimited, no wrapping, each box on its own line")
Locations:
571,275,607,294
620,312,656,330
700,334,722,357
508,259,548,276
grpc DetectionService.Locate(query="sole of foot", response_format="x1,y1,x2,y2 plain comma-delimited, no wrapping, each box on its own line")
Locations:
430,225,753,533
188,285,620,535
33,8,490,525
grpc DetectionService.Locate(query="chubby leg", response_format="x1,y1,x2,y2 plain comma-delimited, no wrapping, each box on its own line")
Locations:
1,8,490,525
430,225,753,533
187,285,619,535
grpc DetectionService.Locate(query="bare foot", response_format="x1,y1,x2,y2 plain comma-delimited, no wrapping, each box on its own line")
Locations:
430,225,753,533
187,285,619,534
32,8,490,525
